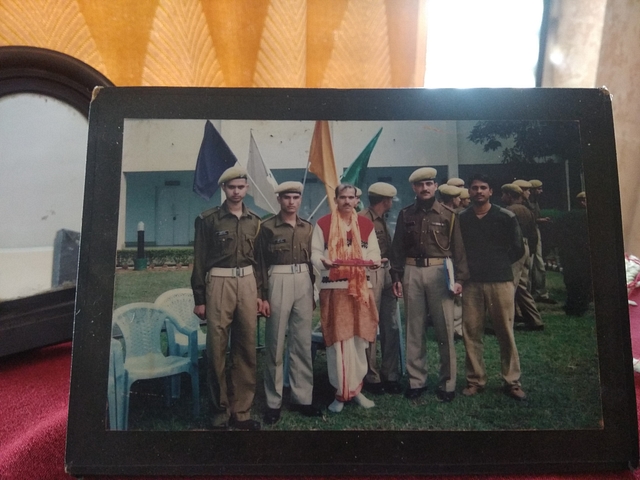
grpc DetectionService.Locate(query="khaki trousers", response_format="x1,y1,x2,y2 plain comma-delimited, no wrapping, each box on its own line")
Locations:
264,269,314,409
530,227,548,297
453,296,463,337
462,281,521,388
403,264,456,392
512,242,543,327
365,264,401,383
205,273,257,425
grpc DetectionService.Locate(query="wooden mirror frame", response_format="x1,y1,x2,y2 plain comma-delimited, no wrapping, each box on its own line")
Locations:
0,46,113,357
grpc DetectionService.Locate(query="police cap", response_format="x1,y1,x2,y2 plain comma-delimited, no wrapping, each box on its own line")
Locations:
218,166,248,185
438,184,462,197
368,182,397,198
409,167,437,183
513,179,532,189
501,183,523,195
275,181,303,195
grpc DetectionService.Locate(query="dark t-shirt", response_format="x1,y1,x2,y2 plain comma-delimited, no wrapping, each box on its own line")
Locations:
458,204,524,283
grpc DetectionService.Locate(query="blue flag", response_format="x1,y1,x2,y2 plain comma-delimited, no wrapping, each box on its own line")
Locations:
193,120,237,200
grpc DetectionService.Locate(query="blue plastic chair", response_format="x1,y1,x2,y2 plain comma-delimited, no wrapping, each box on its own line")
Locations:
112,303,200,430
155,288,206,357
107,338,127,430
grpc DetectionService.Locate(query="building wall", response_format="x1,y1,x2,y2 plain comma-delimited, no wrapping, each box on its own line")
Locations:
118,118,578,249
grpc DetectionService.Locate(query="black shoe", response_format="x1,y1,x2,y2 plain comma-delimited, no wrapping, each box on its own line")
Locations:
404,387,427,399
230,418,261,431
383,381,403,394
436,390,455,403
263,408,281,425
290,403,323,417
363,382,385,395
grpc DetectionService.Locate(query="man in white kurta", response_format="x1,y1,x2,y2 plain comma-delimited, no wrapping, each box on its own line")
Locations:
311,184,381,413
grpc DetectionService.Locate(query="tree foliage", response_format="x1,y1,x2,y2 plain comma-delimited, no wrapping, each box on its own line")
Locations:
468,120,581,165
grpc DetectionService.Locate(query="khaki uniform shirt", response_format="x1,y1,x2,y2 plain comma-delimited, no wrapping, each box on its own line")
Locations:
191,202,261,305
254,212,314,300
529,197,541,219
390,199,469,284
507,203,538,252
359,207,392,260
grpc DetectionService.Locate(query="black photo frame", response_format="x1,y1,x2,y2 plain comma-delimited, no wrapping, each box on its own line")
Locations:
66,87,638,476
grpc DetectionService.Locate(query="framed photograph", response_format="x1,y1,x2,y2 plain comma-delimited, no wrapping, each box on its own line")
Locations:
66,87,638,476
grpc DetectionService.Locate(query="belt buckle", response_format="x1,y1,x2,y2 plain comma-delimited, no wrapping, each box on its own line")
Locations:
416,258,426,267
294,264,302,273
235,267,243,277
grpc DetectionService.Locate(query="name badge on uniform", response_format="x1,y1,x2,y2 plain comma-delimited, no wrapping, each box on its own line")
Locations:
215,230,229,236
272,238,287,244
431,222,445,227
405,221,416,227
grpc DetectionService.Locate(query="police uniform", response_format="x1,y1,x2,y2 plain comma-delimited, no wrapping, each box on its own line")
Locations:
191,166,261,428
391,168,469,398
360,182,402,391
501,184,544,330
438,184,464,339
528,179,551,300
254,182,315,416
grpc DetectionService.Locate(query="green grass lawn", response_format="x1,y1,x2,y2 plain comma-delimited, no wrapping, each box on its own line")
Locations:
113,268,601,431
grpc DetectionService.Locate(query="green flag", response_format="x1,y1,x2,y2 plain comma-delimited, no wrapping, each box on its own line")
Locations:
340,127,383,188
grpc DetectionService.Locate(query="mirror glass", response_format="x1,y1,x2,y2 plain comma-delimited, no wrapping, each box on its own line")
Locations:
0,93,88,300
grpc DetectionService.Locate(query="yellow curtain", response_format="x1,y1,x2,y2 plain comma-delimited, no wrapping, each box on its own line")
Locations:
0,0,426,88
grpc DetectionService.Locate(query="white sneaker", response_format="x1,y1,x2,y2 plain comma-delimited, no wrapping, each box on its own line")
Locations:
328,400,344,413
353,392,375,408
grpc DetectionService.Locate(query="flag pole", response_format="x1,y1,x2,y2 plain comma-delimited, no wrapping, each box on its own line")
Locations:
302,161,310,189
245,170,278,214
307,194,328,221
306,164,349,221
247,132,278,214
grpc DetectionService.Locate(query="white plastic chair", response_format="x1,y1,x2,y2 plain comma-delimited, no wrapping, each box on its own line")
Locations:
155,288,206,357
112,302,200,430
107,338,127,430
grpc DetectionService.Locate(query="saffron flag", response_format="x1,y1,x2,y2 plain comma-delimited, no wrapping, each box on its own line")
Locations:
308,120,339,210
192,120,237,200
341,127,383,187
247,132,278,214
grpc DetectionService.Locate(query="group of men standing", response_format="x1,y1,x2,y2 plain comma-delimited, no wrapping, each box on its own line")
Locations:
191,164,553,430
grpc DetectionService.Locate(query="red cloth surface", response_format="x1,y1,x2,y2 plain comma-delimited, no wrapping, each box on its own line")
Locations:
3,297,640,480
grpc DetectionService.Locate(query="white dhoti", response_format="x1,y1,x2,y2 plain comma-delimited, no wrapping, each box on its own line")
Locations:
325,336,369,402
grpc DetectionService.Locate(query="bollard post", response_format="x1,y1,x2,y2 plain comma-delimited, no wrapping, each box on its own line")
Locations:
134,222,148,270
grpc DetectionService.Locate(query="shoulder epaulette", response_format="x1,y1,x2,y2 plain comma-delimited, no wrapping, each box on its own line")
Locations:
262,214,277,227
441,204,456,213
247,208,261,220
497,206,516,218
299,217,313,226
400,204,413,213
199,206,219,219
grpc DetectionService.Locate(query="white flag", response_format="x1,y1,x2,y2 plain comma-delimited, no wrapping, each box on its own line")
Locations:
247,132,279,214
